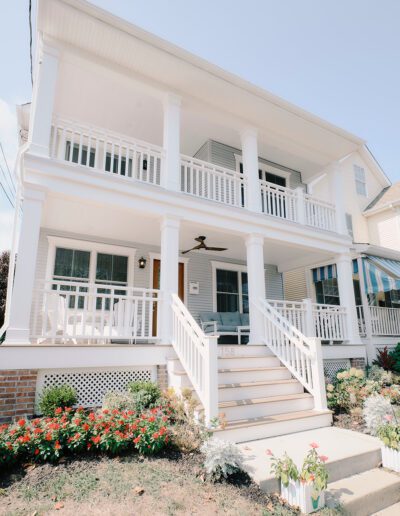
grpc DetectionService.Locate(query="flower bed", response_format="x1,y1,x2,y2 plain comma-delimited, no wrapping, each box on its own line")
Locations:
0,406,171,465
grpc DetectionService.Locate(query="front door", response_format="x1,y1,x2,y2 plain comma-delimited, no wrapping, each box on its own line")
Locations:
152,259,185,335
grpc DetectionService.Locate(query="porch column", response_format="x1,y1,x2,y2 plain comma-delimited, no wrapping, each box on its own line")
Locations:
159,215,180,343
245,234,266,344
162,93,181,192
5,188,45,344
336,253,363,344
329,163,347,235
241,127,262,212
29,39,59,157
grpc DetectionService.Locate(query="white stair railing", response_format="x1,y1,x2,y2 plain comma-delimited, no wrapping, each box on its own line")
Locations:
256,299,327,411
171,294,218,425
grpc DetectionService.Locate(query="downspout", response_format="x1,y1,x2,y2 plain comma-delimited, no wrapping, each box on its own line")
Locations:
0,142,29,341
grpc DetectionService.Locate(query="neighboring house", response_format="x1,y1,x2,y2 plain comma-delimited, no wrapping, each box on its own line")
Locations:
0,0,393,439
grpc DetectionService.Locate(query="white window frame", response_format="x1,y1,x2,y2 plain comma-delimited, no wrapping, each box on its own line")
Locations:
45,236,137,288
234,154,291,187
211,261,251,313
354,164,367,197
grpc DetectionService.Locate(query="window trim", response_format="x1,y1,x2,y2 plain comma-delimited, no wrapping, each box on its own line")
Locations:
354,164,368,197
211,261,257,313
46,236,136,288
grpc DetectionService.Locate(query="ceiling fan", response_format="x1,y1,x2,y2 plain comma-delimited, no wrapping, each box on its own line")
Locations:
181,236,228,254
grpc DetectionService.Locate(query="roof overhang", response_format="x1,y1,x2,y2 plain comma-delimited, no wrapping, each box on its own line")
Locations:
37,0,365,170
353,243,400,261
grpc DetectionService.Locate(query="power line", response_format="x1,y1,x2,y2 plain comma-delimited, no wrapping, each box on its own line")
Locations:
0,143,16,195
29,0,33,87
0,178,15,210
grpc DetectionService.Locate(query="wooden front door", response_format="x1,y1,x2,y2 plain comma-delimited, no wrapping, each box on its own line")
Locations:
152,259,185,335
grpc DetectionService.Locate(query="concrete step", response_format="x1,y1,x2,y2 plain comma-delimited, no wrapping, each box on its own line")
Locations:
218,345,273,357
326,468,400,516
212,409,332,443
218,355,281,369
218,366,292,383
218,379,303,402
239,427,382,493
373,501,400,515
218,393,314,420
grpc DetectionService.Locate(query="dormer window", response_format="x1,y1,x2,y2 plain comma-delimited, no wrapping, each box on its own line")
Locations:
354,165,367,197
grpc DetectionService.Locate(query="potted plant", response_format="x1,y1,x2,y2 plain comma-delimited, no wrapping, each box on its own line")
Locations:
267,443,328,513
377,414,400,472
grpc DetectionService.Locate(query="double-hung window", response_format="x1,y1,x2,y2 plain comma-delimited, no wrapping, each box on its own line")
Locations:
315,278,340,305
53,248,90,308
354,165,367,196
215,268,248,313
95,253,128,309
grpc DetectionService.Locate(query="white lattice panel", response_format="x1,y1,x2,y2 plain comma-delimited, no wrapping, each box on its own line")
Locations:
323,359,351,382
36,366,156,411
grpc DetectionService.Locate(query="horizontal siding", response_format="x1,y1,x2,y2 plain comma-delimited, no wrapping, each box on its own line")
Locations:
193,141,211,162
208,140,304,189
35,228,283,323
283,268,308,301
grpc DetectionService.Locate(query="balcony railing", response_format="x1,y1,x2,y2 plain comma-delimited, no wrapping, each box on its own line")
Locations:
50,119,338,233
51,118,163,186
31,279,161,343
180,155,246,208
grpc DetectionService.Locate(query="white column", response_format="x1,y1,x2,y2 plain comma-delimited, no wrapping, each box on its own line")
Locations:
329,163,347,235
336,253,363,344
245,234,266,343
28,39,59,157
241,127,261,212
5,188,45,344
158,216,180,343
162,93,181,192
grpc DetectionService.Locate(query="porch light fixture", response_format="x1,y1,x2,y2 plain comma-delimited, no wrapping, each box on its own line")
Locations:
138,256,147,269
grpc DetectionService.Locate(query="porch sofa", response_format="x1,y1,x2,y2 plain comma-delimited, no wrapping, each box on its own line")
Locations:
199,311,250,344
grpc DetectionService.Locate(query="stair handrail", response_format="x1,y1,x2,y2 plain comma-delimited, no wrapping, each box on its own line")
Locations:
256,298,327,410
171,294,218,425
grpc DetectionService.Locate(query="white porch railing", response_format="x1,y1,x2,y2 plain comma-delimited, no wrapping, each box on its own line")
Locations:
171,294,218,425
268,299,347,341
304,195,336,232
260,181,298,221
51,118,163,186
256,299,327,410
369,306,400,336
31,280,161,343
180,155,246,208
356,305,367,336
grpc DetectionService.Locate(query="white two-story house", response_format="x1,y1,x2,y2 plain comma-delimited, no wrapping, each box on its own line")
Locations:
1,0,394,440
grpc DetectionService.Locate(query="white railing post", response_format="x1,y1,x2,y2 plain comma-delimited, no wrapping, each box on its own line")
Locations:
204,335,219,426
310,337,328,410
303,298,315,338
296,187,306,225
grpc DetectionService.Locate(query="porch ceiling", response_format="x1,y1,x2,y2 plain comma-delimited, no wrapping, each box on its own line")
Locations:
41,195,333,271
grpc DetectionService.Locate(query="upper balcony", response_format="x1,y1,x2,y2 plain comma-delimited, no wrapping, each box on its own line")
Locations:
48,117,338,233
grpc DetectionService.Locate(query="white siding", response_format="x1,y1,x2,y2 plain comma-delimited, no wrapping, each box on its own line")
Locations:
368,211,400,252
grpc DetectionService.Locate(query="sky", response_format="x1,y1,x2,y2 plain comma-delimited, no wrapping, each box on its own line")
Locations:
1,0,400,251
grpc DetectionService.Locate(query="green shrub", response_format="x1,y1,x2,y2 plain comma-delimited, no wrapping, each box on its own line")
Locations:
125,381,162,412
389,343,400,373
102,391,137,412
39,384,78,416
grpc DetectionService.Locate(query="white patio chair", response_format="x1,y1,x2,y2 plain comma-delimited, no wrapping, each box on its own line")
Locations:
103,299,142,344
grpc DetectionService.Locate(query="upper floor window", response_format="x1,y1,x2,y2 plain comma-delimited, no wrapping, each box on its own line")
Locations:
345,213,354,238
354,165,367,197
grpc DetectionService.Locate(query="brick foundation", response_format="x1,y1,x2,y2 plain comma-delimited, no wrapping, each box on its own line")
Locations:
0,370,38,423
350,357,366,370
157,365,168,391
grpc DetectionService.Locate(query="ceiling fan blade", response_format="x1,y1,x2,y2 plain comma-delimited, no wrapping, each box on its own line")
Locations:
205,246,228,252
181,243,204,254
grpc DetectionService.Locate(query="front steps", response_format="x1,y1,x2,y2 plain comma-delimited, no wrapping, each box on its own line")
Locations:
168,345,332,442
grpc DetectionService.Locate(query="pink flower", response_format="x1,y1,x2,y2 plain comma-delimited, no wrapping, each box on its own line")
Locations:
265,449,273,456
384,414,393,422
309,442,319,449
319,455,329,463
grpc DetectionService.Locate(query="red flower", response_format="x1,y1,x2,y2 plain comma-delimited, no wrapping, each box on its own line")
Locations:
88,413,96,421
153,432,159,439
133,436,141,444
74,418,82,426
74,433,81,440
55,440,61,450
91,435,101,445
266,449,273,456
82,423,90,431
148,416,155,423
309,442,319,449
319,455,329,463
34,448,40,456
140,427,147,434
102,409,109,415
18,419,26,428
45,432,53,441
34,428,43,435
159,427,167,436
55,407,63,415
87,443,92,450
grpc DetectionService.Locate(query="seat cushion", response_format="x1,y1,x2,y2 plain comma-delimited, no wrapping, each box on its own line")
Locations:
199,312,221,323
240,313,249,326
217,325,237,333
220,312,241,326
